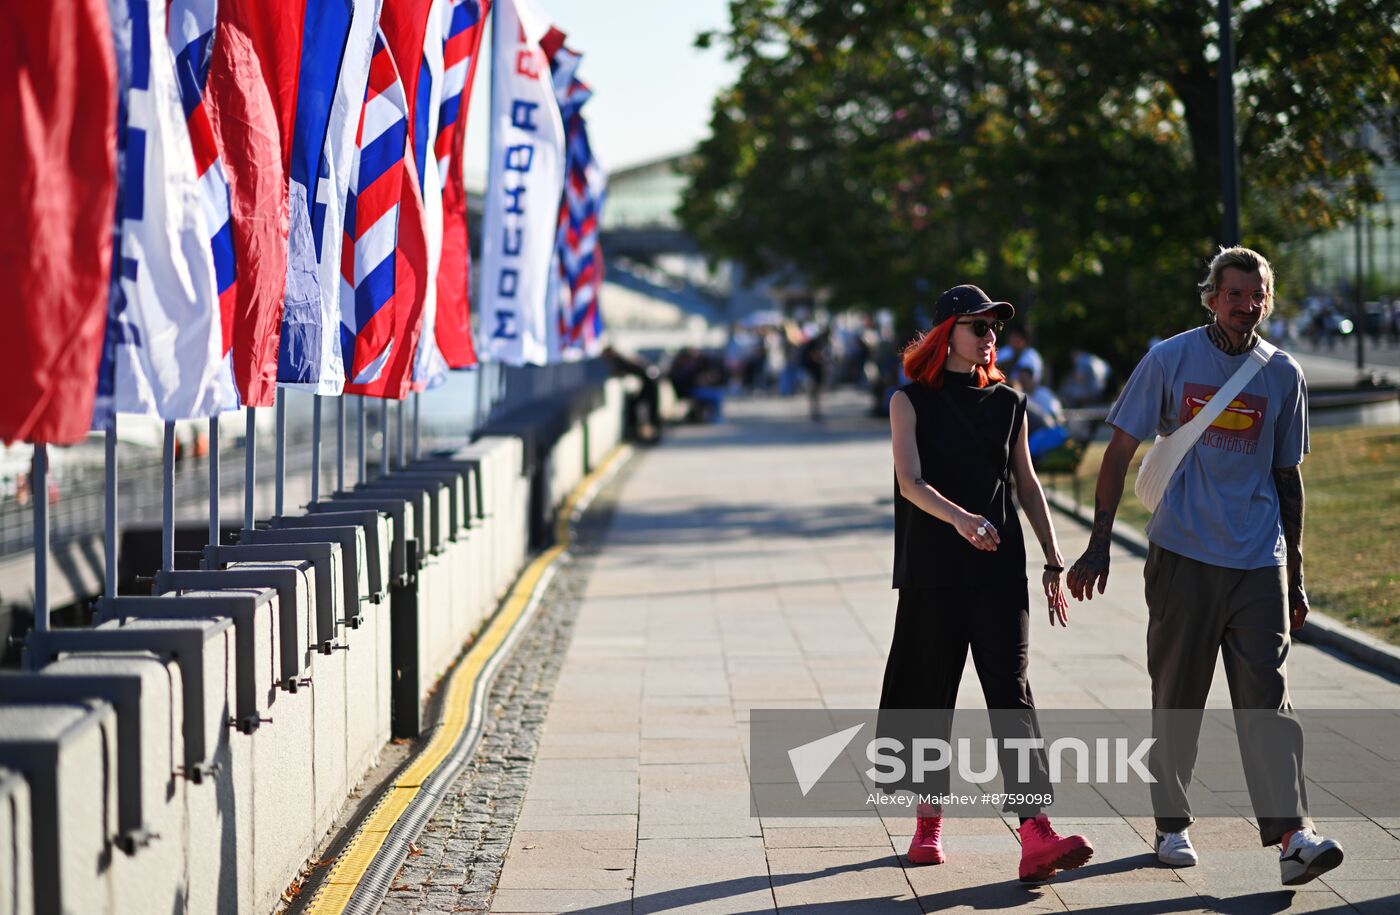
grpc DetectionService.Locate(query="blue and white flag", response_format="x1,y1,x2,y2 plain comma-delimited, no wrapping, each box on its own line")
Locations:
279,0,381,394
412,0,452,391
93,0,227,428
479,0,565,366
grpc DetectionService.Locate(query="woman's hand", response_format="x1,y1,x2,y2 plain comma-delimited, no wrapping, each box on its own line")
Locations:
1043,569,1069,626
952,512,1000,551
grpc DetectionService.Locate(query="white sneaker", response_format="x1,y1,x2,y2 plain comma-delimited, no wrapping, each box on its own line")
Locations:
1280,828,1344,886
1155,829,1198,867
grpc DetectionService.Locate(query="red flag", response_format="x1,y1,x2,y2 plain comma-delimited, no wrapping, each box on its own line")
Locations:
435,0,491,368
346,0,434,400
205,0,303,407
0,1,118,444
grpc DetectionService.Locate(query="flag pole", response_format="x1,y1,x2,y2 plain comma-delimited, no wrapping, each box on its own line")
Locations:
162,420,176,572
310,394,323,503
244,408,256,529
379,397,389,477
274,389,286,516
335,395,346,494
496,362,506,420
396,398,406,469
105,422,119,601
32,444,49,632
412,391,421,460
473,365,485,435
208,416,220,547
357,396,367,486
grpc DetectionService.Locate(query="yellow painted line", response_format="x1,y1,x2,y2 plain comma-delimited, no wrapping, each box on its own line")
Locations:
305,444,630,915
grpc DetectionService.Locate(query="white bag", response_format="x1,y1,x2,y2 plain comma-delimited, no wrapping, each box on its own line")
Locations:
1134,339,1275,513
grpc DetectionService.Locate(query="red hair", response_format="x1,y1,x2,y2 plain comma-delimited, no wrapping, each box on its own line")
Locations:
901,316,1006,389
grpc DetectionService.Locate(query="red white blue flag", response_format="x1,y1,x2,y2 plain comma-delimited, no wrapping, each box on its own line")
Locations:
546,38,606,359
341,0,432,399
432,0,490,369
279,0,380,394
92,0,228,428
341,31,407,388
341,30,425,397
411,0,454,392
167,0,240,407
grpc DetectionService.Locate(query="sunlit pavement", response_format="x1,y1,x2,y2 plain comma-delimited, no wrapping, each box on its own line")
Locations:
478,390,1400,914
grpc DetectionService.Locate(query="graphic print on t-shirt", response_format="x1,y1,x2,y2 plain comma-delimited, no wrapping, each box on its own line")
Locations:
1181,382,1269,454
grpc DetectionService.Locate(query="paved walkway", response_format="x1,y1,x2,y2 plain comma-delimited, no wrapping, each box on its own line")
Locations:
486,391,1400,914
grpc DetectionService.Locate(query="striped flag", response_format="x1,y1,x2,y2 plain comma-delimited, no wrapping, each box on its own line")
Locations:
341,29,428,401
411,0,453,392
433,0,490,368
341,32,408,389
347,0,433,399
279,0,380,394
92,0,228,428
547,40,606,359
167,0,239,408
0,0,118,445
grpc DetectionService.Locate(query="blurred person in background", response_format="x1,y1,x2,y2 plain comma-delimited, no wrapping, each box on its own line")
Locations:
799,326,830,421
998,325,1044,385
1060,348,1112,407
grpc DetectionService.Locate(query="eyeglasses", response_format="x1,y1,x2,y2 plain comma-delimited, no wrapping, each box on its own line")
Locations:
1222,288,1270,306
957,318,1005,338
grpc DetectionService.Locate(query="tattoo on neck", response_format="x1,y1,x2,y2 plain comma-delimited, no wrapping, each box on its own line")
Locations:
1206,321,1259,355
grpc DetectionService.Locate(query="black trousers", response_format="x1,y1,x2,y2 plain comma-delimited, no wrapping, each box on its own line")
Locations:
878,585,1052,814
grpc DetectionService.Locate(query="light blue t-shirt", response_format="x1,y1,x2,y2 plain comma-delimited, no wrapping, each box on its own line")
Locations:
1106,327,1309,569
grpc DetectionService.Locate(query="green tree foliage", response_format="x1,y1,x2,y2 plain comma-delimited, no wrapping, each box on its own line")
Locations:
680,0,1399,373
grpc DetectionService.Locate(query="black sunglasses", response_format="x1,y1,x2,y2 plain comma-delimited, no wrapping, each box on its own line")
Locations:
956,318,1005,338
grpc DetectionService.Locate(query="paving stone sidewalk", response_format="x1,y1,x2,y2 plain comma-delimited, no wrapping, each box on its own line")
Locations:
484,390,1400,914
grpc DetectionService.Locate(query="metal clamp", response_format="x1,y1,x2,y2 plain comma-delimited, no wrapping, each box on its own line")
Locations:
232,714,273,735
181,761,220,785
115,826,160,856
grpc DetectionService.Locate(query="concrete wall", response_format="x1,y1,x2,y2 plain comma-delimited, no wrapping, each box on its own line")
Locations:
0,379,623,915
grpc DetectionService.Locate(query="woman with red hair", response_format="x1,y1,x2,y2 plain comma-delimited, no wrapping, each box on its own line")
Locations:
879,285,1092,882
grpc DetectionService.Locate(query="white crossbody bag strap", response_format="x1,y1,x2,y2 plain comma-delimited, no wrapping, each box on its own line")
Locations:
1134,338,1276,512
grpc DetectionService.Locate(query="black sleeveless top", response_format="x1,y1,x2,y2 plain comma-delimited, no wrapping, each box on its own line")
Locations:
892,373,1027,589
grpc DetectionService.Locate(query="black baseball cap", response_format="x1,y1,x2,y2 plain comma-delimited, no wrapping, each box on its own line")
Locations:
932,285,1015,325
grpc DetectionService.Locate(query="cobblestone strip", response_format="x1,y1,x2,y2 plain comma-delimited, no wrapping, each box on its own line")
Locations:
377,456,637,915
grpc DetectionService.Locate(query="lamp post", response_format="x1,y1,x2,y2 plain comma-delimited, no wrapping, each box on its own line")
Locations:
1217,0,1241,247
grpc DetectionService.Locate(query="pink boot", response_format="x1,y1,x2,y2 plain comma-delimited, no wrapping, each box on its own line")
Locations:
1017,814,1093,882
907,803,945,865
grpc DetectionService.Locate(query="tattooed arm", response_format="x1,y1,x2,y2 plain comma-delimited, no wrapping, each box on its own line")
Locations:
1067,427,1141,600
1273,464,1309,631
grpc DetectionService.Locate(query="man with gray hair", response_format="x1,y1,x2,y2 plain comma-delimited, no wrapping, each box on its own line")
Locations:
1067,246,1344,885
